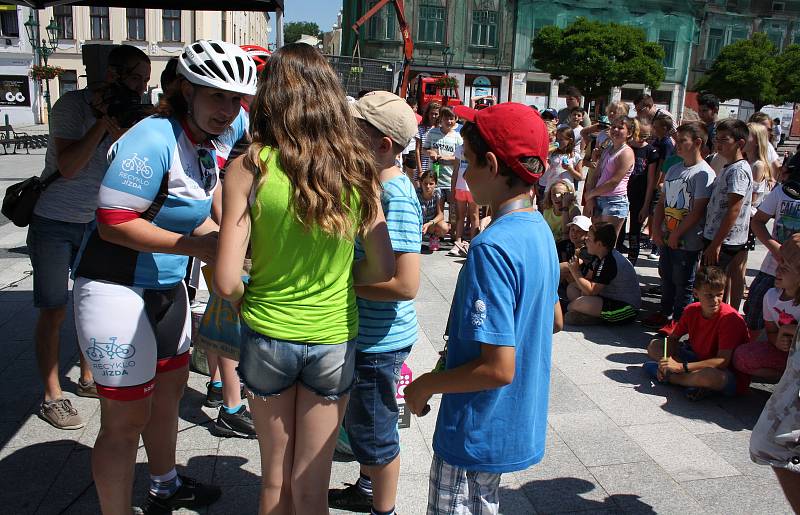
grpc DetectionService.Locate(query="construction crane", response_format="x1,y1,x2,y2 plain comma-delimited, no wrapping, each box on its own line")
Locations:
350,0,461,110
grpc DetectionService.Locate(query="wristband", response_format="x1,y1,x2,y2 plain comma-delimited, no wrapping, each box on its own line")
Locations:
682,361,690,374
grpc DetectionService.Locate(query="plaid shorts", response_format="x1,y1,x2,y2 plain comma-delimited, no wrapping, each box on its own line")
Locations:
427,454,501,515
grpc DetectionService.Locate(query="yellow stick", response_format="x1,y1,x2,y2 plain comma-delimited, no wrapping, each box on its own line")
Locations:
663,337,668,360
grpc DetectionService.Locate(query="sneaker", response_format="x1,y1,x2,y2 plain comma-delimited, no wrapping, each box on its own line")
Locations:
642,312,670,329
76,379,99,399
429,235,440,252
564,311,601,326
141,475,221,515
643,360,667,383
39,398,85,430
213,405,257,439
649,245,660,259
328,483,372,513
204,382,223,408
657,320,678,336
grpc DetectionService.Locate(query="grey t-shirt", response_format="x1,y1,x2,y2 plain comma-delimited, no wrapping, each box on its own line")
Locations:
703,159,753,246
35,88,112,224
588,249,642,309
661,160,715,251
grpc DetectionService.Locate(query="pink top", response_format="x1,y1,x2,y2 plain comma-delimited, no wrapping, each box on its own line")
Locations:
597,144,633,197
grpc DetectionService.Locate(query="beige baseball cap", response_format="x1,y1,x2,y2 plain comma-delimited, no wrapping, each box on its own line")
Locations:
350,91,418,148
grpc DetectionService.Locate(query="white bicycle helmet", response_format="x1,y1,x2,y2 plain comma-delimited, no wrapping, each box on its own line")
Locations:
178,40,258,96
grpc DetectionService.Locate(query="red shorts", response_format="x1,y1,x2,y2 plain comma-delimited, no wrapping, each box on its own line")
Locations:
454,189,474,203
733,339,789,376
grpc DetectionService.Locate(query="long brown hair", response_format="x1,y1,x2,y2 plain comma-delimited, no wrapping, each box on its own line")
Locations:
245,43,380,238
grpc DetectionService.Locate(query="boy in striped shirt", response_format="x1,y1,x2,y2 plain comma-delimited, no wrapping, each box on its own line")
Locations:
328,91,423,515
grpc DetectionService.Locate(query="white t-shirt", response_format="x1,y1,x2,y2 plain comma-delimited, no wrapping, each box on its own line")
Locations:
762,287,800,327
767,143,779,165
757,186,800,276
541,150,583,190
454,144,470,192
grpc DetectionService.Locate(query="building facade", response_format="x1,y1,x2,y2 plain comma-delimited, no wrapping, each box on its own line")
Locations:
0,4,272,125
342,0,516,106
1,4,38,125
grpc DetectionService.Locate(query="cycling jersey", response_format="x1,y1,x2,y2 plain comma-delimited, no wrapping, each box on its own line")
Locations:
213,106,249,169
74,277,191,400
74,116,217,289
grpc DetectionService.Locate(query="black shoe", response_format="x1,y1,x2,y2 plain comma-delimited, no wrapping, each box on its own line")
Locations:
204,382,223,408
213,405,257,439
141,475,221,514
328,483,372,513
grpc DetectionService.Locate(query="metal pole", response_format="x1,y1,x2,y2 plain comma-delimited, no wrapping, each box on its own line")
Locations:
42,48,52,116
275,9,284,48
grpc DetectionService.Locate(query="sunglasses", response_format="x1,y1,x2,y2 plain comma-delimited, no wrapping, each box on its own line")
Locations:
196,148,218,192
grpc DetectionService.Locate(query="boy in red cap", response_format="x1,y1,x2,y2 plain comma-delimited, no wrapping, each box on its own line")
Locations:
405,102,562,514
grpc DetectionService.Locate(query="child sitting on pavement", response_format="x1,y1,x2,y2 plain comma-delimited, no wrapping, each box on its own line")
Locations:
564,222,641,325
417,171,449,252
644,266,750,400
404,102,561,514
733,259,800,382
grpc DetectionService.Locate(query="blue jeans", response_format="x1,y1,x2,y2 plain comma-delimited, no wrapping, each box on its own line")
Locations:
26,214,87,308
237,323,356,399
659,247,700,320
344,346,411,466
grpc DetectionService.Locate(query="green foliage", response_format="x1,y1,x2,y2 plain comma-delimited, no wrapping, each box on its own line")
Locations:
284,21,322,45
532,18,665,104
694,33,780,111
775,44,800,105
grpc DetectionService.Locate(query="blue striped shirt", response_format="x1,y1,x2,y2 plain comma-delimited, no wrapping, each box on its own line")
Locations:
354,174,423,353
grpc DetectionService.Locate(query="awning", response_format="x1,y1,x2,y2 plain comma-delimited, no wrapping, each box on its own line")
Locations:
3,0,283,11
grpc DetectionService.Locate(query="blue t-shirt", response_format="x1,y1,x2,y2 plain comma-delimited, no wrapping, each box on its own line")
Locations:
354,174,423,353
432,210,559,473
74,116,216,289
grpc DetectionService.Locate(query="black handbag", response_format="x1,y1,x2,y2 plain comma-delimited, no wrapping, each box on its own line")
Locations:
1,171,60,227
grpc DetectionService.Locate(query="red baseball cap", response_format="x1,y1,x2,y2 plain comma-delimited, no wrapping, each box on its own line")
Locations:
453,102,549,184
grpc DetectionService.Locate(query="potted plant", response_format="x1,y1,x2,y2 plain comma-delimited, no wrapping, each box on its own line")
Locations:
434,75,458,89
30,64,64,81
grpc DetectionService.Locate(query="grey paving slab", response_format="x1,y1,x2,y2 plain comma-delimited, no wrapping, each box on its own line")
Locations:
578,382,674,427
549,410,650,467
695,431,765,477
547,368,600,415
623,423,741,482
644,391,751,435
681,475,793,515
214,437,261,486
0,441,75,514
589,461,704,514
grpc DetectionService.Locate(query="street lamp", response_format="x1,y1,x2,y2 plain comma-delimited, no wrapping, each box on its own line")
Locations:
24,12,60,116
442,45,455,77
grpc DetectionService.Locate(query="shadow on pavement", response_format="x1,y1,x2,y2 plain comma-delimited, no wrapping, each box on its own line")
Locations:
506,476,656,514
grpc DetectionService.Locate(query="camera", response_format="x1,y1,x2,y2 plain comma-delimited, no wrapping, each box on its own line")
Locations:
100,82,153,129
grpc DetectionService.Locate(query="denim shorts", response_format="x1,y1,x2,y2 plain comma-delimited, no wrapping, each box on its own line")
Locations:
237,322,356,399
595,194,630,219
344,346,411,466
26,214,87,308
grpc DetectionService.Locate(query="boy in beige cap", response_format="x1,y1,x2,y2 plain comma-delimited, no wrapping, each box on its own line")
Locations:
329,91,423,515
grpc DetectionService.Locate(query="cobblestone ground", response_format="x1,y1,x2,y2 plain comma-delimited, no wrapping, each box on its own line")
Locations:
0,147,793,514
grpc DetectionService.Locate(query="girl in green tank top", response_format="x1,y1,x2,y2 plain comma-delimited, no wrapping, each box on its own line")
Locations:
213,44,394,513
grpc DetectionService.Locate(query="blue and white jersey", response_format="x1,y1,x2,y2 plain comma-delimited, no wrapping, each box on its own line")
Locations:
74,116,217,289
354,174,423,353
213,106,249,169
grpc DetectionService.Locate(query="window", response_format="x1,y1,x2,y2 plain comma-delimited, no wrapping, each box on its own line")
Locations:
126,8,146,41
729,27,748,43
471,10,497,48
418,5,445,44
90,7,110,40
53,6,73,39
366,1,395,40
163,10,181,42
59,70,77,97
659,30,676,68
705,27,724,60
0,6,18,37
773,2,785,10
767,27,784,50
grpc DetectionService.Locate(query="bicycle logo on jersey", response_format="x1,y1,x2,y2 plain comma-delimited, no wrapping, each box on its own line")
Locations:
121,153,154,179
85,337,136,362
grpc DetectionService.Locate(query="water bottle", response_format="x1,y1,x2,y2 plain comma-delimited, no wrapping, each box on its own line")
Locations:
431,159,441,181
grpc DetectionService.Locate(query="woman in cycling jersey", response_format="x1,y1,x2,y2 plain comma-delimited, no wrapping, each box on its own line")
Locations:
71,40,257,514
214,43,395,513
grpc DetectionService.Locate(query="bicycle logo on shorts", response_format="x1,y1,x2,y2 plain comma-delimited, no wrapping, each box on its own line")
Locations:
85,337,136,362
121,153,154,179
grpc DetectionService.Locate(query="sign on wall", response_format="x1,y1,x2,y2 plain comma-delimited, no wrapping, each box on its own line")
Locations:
0,76,31,107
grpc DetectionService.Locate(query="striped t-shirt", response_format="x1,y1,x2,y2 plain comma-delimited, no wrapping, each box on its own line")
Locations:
354,173,423,353
418,125,433,173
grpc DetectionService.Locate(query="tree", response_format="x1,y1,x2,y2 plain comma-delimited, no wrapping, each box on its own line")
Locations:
284,21,322,45
694,33,780,111
532,17,665,106
775,44,800,105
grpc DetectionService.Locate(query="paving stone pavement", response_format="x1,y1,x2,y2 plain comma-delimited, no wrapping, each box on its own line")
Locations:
0,149,794,514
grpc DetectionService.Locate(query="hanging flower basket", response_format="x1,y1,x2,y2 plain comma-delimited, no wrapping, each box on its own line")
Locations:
30,64,64,81
434,75,459,89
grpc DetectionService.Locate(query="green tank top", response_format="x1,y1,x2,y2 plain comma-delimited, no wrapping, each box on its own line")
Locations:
241,147,360,344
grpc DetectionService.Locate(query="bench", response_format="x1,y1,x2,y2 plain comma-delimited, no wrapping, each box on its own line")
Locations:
0,124,48,155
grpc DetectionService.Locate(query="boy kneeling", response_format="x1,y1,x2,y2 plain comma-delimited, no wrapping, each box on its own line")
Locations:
644,266,750,399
